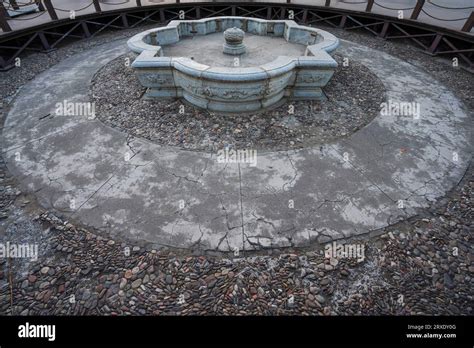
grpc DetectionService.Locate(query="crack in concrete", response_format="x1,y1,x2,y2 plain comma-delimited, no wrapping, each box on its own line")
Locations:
217,195,242,232
165,170,200,185
125,134,141,157
329,143,397,204
282,151,298,192
1,120,89,155
70,174,116,216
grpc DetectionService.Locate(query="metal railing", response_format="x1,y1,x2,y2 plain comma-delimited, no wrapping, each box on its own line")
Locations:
0,0,473,33
0,0,472,71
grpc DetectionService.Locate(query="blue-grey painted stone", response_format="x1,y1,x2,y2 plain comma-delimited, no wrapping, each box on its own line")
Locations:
127,17,340,112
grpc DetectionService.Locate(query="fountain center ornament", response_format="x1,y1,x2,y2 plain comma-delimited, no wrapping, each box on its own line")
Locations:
223,27,246,55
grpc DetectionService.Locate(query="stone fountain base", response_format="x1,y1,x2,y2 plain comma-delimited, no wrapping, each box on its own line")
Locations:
127,17,340,113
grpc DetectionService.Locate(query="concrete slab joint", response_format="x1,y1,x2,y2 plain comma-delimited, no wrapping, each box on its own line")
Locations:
127,17,340,113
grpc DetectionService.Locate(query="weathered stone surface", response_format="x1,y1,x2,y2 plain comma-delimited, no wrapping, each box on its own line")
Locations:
223,27,246,55
127,17,339,112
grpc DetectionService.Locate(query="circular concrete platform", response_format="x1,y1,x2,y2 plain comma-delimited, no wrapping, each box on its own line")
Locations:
1,37,471,251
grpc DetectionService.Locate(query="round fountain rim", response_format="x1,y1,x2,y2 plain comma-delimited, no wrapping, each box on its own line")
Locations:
127,16,340,79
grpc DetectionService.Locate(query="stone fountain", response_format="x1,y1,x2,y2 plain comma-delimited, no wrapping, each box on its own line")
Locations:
127,17,340,113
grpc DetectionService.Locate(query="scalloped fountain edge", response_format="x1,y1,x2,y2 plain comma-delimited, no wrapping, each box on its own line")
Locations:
127,17,340,113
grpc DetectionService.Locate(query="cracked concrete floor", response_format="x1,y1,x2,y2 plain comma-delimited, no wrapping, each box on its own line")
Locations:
1,38,472,251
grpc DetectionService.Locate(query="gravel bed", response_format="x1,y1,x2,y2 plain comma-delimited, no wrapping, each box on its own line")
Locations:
0,190,472,315
90,53,385,152
0,24,472,316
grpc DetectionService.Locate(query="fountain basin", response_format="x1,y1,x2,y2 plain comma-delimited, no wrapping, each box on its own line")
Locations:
127,17,340,113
